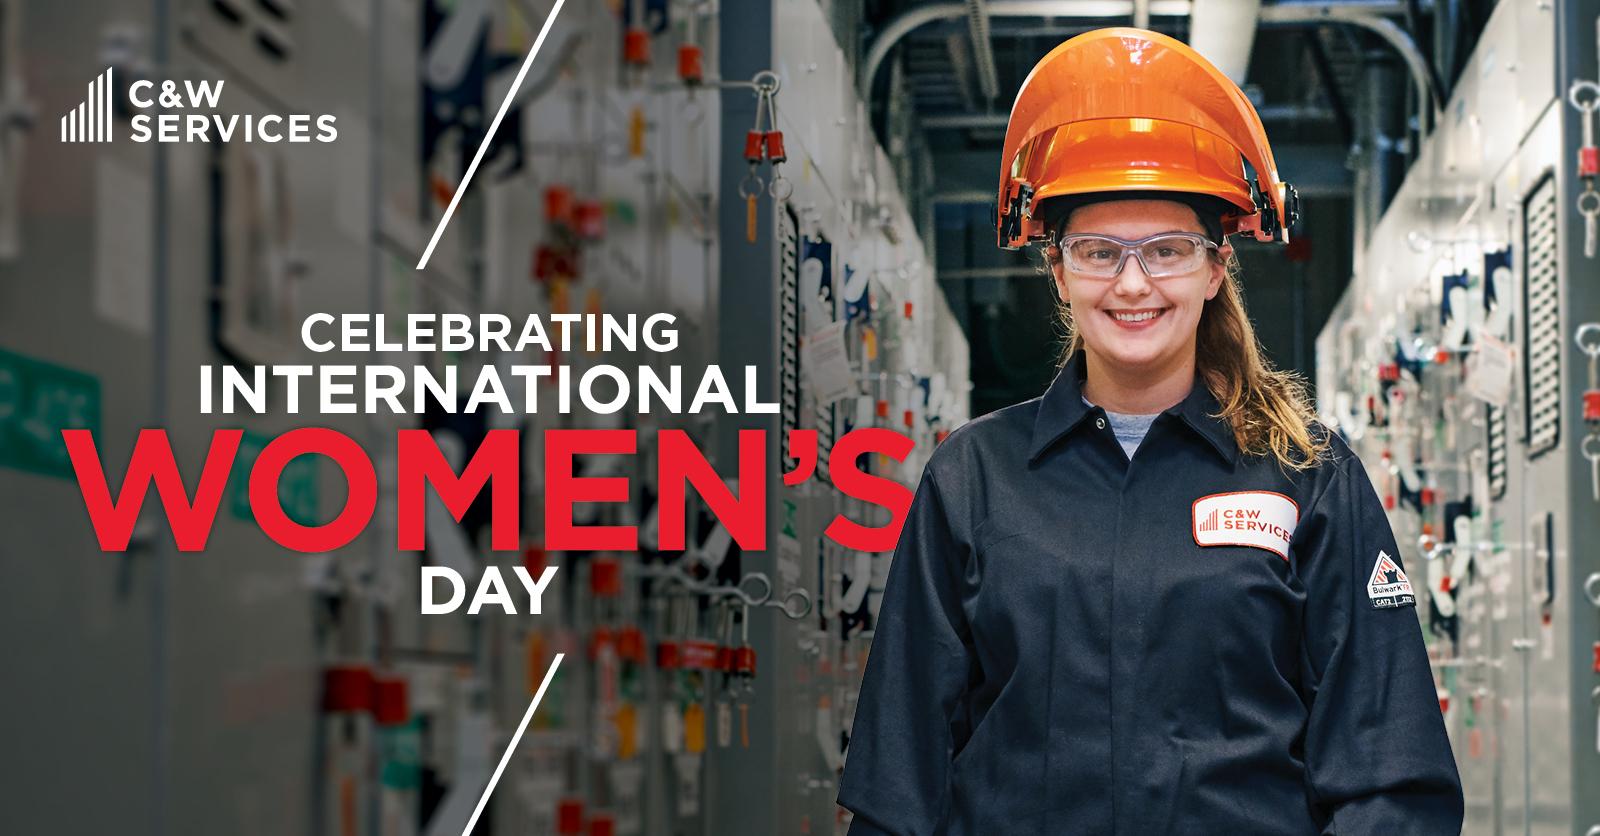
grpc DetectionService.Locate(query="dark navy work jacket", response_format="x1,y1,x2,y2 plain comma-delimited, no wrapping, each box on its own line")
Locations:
837,352,1463,835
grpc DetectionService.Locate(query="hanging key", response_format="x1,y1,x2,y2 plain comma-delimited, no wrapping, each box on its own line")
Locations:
740,169,763,243
1577,324,1600,501
1584,434,1600,502
733,601,757,748
1577,82,1600,178
713,601,735,749
1581,184,1599,259
1567,81,1600,257
1593,685,1600,755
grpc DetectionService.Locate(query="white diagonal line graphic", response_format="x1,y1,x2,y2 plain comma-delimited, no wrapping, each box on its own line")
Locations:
416,0,567,270
458,652,564,836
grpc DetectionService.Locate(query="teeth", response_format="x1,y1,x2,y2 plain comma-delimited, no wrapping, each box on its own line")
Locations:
1111,310,1160,322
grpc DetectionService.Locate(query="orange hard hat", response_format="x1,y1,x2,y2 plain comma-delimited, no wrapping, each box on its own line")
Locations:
996,28,1299,249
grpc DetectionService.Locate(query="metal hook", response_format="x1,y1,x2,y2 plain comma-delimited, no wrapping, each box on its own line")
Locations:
1583,434,1600,465
751,69,781,95
768,174,793,201
726,571,772,607
1574,322,1600,358
764,586,812,620
738,171,765,200
1568,79,1600,113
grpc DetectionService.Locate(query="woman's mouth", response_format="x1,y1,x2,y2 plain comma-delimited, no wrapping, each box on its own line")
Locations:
1104,307,1169,329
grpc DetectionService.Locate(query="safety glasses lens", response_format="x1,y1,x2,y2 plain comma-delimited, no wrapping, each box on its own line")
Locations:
1063,237,1126,274
1138,235,1204,273
1062,234,1208,277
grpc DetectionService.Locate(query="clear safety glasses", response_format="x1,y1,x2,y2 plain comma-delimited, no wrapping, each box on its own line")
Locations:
1055,232,1220,279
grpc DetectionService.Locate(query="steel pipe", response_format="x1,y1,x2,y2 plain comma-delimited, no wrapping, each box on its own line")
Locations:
861,0,1194,96
965,0,1001,102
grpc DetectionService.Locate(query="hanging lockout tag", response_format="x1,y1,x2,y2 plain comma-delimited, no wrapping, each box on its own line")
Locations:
679,5,704,85
759,78,785,164
678,44,704,84
734,601,757,749
1577,324,1600,500
615,701,638,760
1574,80,1600,257
1581,184,1600,259
716,700,732,749
714,602,735,748
624,28,650,65
629,105,646,158
662,695,684,754
684,701,706,753
1574,80,1600,176
764,131,787,165
658,636,684,754
614,627,645,762
623,13,650,68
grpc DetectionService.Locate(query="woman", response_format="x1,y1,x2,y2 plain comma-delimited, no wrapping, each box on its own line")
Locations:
836,29,1463,835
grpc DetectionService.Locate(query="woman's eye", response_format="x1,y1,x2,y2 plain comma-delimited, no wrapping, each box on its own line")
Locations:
1086,249,1117,261
1154,247,1180,258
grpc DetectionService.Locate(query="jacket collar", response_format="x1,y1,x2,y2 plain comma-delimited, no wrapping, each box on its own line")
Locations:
1028,350,1238,466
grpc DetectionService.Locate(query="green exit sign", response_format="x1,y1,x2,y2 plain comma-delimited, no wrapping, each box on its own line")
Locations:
0,347,101,479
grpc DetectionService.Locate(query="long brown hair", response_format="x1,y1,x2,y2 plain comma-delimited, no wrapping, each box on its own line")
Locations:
1043,246,1329,470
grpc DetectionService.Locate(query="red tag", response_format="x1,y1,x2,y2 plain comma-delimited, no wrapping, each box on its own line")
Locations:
681,640,720,670
623,28,650,66
678,44,704,84
1583,390,1600,422
1581,146,1600,177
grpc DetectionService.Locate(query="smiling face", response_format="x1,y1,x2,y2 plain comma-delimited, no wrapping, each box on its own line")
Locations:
1050,199,1231,376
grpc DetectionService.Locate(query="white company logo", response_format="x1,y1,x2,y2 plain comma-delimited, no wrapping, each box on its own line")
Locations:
60,68,337,144
60,67,115,143
1366,550,1416,609
1191,490,1299,560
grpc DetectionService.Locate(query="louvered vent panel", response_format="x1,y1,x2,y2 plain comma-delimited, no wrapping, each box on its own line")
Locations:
1522,175,1560,458
187,0,296,97
1486,404,1508,499
779,206,801,475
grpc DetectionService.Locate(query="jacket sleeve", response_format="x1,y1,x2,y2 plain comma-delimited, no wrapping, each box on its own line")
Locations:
837,467,974,836
1295,454,1464,834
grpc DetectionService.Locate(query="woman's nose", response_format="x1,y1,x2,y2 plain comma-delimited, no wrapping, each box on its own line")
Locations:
1113,255,1153,295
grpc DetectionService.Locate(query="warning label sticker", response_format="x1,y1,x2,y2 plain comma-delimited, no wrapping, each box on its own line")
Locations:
1367,550,1416,609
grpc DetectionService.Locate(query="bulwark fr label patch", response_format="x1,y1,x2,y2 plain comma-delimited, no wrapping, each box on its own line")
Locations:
1192,491,1299,560
1367,550,1416,609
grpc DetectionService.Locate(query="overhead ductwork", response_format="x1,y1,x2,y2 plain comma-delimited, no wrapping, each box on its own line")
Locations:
1188,0,1262,83
863,0,1438,132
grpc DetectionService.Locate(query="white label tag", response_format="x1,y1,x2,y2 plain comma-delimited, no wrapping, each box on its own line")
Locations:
661,704,683,754
1191,491,1299,560
800,321,858,405
716,702,732,749
1367,550,1416,609
1464,332,1515,406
